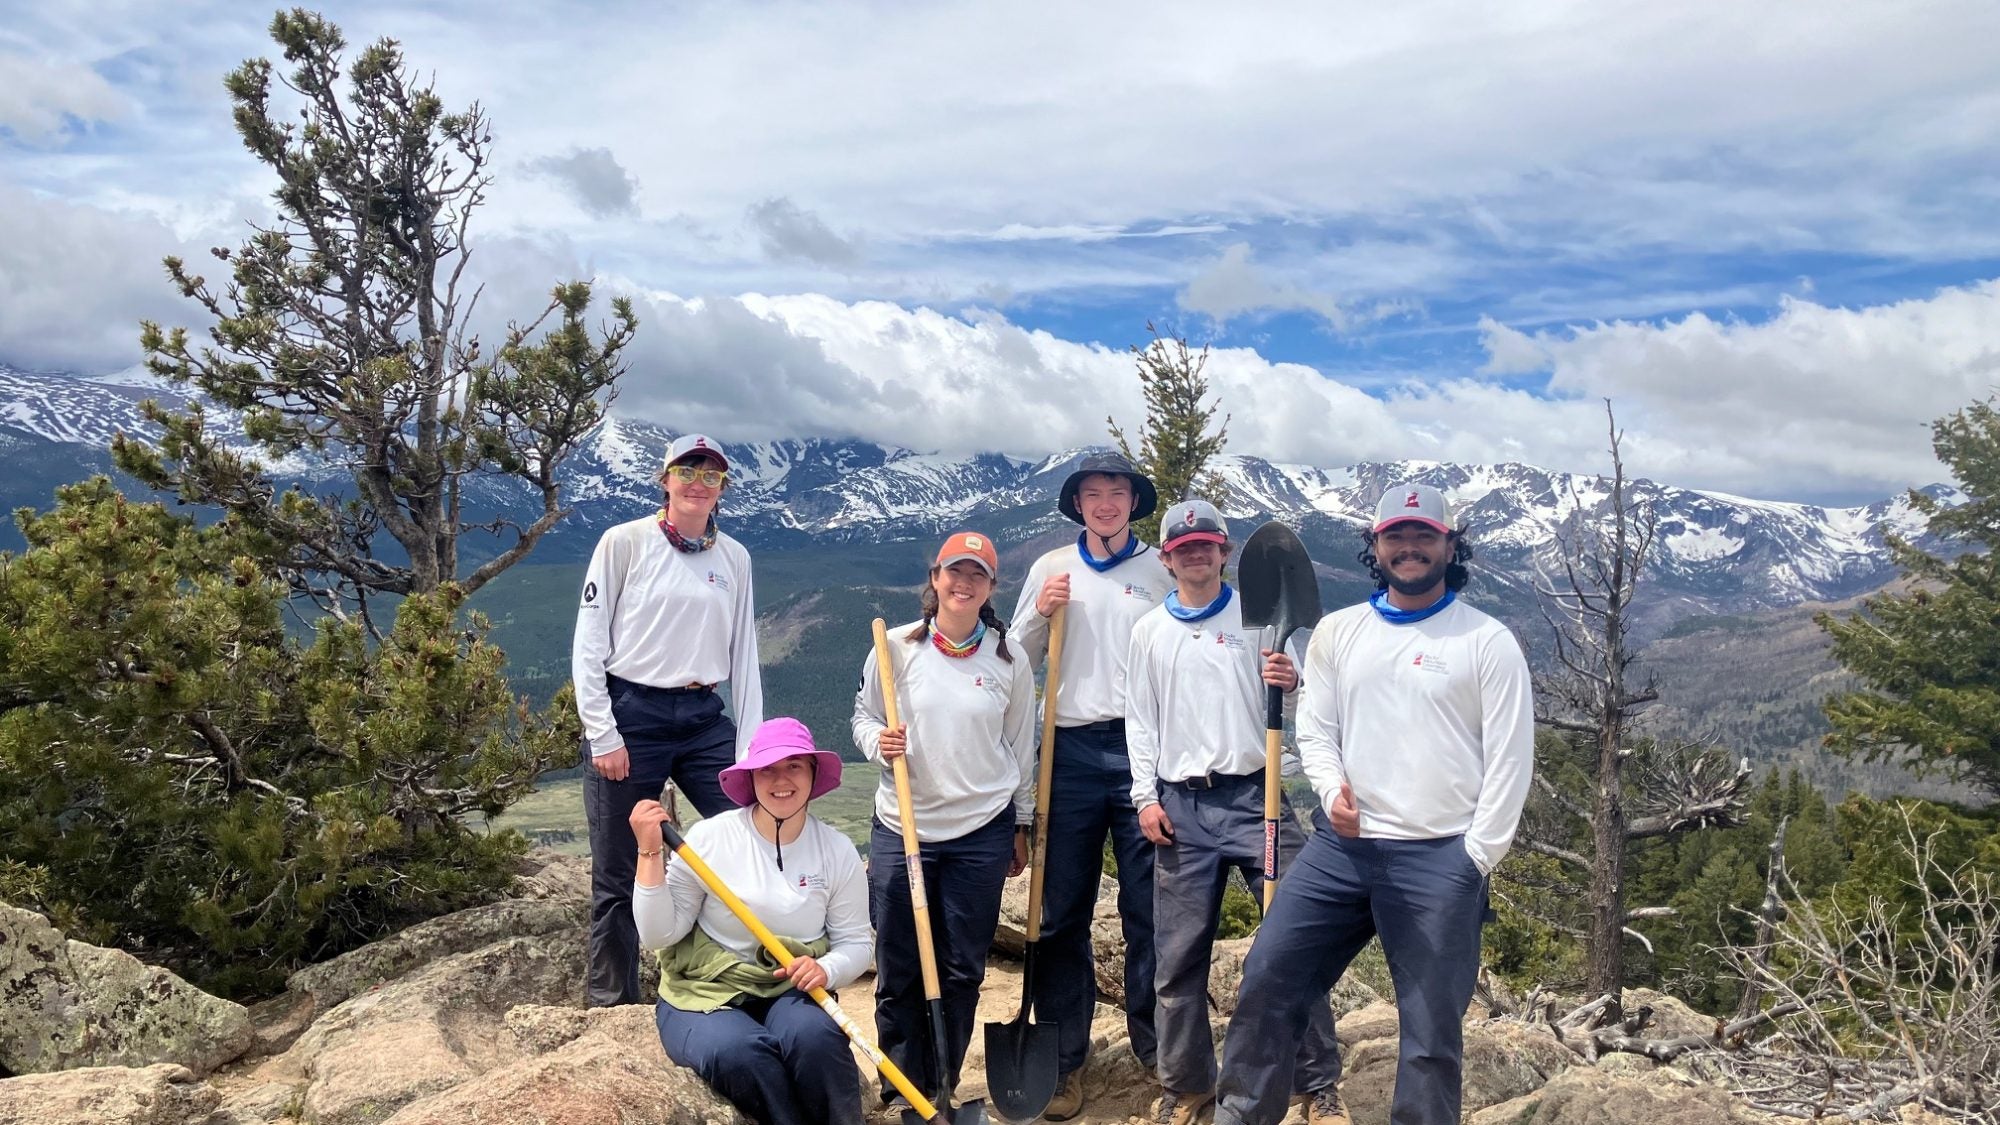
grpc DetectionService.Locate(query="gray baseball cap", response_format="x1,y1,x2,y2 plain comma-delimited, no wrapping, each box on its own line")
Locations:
1159,498,1229,551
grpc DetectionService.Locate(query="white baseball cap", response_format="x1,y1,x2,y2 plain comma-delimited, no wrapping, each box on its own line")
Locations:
662,433,730,473
1372,483,1453,533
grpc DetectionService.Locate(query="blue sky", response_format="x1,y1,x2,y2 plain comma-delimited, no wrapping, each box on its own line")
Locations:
3,0,1999,504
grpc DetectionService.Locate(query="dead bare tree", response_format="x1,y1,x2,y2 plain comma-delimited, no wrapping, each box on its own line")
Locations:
1525,400,1751,1016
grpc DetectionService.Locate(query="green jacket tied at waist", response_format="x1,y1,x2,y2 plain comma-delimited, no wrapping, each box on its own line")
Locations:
656,925,833,1012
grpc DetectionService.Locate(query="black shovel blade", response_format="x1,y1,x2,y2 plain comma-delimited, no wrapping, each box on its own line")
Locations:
1239,520,1323,640
982,1013,1060,1123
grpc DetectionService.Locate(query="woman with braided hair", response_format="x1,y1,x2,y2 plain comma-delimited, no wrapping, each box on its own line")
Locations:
851,530,1035,1117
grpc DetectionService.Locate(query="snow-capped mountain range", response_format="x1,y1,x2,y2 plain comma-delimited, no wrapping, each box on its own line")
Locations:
0,365,1957,625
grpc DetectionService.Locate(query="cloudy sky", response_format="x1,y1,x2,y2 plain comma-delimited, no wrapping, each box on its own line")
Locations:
4,0,1998,503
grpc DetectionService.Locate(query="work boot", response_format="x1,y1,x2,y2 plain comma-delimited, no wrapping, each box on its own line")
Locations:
1153,1089,1214,1125
1044,1069,1086,1121
1300,1086,1350,1125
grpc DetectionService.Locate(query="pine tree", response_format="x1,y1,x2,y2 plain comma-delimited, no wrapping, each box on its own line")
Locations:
0,480,572,995
1107,323,1230,545
1818,397,2000,800
113,10,635,630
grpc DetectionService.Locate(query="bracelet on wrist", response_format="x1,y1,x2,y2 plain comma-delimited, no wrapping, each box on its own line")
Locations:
637,846,663,858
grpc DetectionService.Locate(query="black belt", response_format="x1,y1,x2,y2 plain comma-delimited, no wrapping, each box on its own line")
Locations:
1170,768,1265,790
1066,718,1125,734
609,675,714,696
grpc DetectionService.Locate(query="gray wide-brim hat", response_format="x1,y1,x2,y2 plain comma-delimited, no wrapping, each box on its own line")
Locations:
1058,451,1159,524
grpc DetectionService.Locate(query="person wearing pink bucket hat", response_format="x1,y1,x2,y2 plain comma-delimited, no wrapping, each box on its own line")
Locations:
630,717,870,1125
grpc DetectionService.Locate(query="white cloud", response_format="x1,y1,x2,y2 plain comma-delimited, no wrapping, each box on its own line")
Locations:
0,52,128,144
1474,281,2000,497
1177,243,1351,329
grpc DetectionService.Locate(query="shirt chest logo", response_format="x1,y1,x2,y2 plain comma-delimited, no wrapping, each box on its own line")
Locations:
795,873,827,892
1122,582,1156,602
1411,651,1451,675
1213,632,1248,651
705,570,730,591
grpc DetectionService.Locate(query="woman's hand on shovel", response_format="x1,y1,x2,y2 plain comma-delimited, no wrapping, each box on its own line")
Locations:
775,955,828,994
878,724,909,761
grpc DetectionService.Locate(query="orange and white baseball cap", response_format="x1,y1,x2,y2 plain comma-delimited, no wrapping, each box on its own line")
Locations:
935,530,998,578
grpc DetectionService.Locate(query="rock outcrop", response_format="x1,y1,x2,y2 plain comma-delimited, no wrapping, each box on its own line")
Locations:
0,851,1797,1125
0,1063,221,1125
0,904,253,1077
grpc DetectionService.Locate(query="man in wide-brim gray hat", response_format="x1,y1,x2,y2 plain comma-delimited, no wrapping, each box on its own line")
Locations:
1008,449,1169,1120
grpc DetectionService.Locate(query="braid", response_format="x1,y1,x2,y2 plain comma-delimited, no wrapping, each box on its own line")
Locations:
906,580,940,643
979,601,1013,663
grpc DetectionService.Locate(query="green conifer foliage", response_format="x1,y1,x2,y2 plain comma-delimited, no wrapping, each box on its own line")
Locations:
1108,324,1230,545
0,480,571,996
114,10,636,620
1819,398,2000,800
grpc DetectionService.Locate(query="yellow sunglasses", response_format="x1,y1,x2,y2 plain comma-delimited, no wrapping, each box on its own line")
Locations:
666,465,728,488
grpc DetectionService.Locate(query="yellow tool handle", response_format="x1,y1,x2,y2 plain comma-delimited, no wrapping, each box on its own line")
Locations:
662,829,941,1121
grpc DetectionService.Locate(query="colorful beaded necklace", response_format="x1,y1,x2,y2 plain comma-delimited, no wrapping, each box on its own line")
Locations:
930,618,986,659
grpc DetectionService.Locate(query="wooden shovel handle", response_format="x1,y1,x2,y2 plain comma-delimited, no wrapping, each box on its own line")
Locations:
1023,605,1066,944
872,618,946,1003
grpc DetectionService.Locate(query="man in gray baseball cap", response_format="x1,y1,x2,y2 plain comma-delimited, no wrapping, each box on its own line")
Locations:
1124,499,1340,1125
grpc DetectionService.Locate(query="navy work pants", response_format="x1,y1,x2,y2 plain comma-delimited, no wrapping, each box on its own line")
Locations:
868,810,1015,1101
1153,774,1339,1099
656,991,864,1125
1214,819,1489,1125
583,677,736,1007
1032,721,1159,1076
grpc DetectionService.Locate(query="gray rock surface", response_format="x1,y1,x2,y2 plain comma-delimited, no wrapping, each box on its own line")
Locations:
1469,1064,1769,1125
0,1063,221,1125
0,904,253,1076
381,1005,742,1125
280,931,584,1125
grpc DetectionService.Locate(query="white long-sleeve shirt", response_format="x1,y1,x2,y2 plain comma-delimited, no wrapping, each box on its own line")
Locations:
1010,543,1173,726
571,516,763,759
1124,592,1301,810
1296,597,1535,875
851,620,1036,842
633,808,873,990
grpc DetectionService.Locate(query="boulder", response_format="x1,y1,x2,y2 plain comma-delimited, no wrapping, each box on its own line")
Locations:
1470,1065,1769,1125
281,931,585,1125
215,1080,307,1124
1205,936,1381,1019
0,903,253,1076
1335,1001,1400,1050
1623,988,1722,1043
0,1063,220,1125
1340,1020,1575,1125
381,1006,743,1125
285,898,584,1016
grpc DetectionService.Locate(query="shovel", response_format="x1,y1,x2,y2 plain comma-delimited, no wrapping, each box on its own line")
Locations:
649,815,953,1121
872,618,991,1125
982,605,1066,1122
1237,521,1324,911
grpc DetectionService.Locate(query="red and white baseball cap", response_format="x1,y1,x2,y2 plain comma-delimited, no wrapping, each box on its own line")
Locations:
935,530,998,578
662,433,730,472
1372,483,1453,533
1159,499,1230,552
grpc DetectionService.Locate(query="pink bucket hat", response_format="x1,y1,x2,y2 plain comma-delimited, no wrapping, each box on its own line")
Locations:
718,718,844,808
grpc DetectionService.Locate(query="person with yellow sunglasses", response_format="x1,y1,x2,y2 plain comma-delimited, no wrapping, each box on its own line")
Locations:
573,432,765,1007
